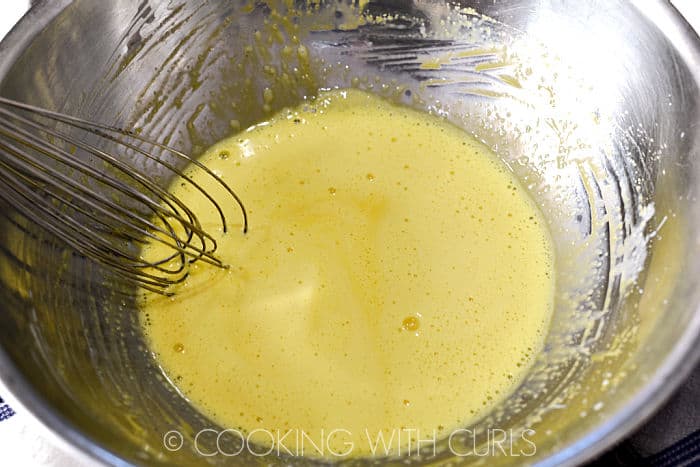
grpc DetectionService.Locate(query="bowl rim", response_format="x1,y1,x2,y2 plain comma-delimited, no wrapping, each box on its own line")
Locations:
0,4,130,465
0,1,699,466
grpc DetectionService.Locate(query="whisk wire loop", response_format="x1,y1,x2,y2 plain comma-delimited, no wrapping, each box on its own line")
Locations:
0,97,247,295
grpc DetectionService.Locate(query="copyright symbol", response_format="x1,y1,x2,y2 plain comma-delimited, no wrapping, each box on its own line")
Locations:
163,430,184,451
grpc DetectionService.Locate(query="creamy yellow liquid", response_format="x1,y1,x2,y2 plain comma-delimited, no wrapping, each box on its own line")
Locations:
140,89,554,458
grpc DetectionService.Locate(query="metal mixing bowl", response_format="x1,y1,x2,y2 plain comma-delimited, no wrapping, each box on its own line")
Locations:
0,1,699,465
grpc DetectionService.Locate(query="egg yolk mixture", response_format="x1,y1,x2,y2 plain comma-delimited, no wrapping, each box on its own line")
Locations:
140,89,555,458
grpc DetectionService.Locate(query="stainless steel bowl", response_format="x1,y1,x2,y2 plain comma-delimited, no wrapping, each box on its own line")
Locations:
0,1,699,465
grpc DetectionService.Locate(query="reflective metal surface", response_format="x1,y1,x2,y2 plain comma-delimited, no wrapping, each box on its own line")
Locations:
0,1,699,466
0,96,249,295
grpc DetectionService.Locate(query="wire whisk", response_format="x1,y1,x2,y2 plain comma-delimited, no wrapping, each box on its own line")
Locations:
0,97,247,296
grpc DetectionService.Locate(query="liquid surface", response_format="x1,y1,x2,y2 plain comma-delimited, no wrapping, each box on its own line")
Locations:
140,89,555,458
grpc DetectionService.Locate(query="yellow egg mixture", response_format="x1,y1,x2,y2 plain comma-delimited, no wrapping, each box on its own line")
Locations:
140,89,555,458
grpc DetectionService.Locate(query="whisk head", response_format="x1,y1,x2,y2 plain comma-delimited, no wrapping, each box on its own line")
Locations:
0,97,247,296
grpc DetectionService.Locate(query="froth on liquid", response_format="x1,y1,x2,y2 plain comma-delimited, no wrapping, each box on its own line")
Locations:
140,89,555,458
